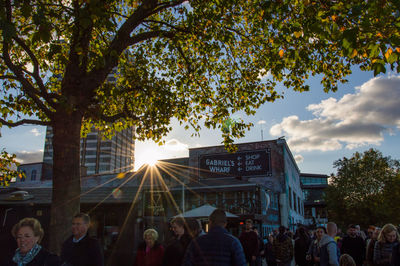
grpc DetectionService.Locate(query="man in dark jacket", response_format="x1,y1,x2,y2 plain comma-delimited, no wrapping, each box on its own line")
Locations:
340,224,365,266
183,209,246,266
239,219,259,266
61,213,104,266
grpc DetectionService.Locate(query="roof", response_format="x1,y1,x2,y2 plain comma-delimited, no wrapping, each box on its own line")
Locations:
0,186,141,205
170,177,264,192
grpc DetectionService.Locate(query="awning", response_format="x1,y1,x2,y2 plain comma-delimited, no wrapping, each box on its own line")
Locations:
174,204,238,218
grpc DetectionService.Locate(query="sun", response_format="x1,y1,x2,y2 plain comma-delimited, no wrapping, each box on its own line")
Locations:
134,143,164,170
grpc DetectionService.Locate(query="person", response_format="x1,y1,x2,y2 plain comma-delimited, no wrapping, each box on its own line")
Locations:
307,226,326,266
185,218,204,238
273,226,293,266
265,234,277,266
61,213,104,266
365,227,381,266
239,219,259,266
295,227,311,266
319,222,340,266
252,227,265,266
6,217,61,266
135,228,164,266
182,208,246,266
340,224,365,266
339,254,356,266
162,217,192,266
373,223,399,266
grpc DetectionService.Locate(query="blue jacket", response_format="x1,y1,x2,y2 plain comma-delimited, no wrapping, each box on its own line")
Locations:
183,226,246,266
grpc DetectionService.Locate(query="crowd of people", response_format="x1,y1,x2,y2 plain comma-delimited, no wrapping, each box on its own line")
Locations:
2,211,400,266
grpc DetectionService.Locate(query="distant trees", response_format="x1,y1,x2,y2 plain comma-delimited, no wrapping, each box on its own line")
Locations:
326,149,400,228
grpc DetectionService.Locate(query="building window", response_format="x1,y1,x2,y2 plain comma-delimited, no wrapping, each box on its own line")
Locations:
31,170,37,181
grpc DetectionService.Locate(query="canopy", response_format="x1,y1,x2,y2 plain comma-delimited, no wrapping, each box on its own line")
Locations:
174,204,238,218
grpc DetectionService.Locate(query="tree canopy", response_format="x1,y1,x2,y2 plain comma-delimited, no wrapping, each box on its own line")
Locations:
326,149,400,228
0,0,399,253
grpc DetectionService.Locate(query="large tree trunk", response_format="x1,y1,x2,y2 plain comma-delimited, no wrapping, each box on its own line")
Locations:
48,111,83,254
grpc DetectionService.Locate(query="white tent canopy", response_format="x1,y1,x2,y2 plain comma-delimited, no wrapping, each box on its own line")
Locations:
174,204,238,218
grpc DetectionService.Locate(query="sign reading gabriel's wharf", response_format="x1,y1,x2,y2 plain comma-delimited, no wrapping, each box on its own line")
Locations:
199,150,271,178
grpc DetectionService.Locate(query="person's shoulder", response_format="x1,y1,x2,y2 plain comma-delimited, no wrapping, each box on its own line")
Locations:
36,248,61,265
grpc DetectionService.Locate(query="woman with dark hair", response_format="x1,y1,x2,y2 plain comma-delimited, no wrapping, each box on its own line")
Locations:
295,227,311,266
162,217,192,266
6,217,61,266
373,223,399,266
306,226,326,266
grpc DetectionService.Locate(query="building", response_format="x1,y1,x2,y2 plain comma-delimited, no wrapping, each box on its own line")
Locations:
1,138,310,265
300,173,329,226
16,162,44,183
43,126,135,176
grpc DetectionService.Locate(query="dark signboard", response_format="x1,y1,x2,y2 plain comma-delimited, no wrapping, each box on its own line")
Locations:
199,150,271,178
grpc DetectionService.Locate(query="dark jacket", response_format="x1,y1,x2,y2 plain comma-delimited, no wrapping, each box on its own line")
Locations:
295,236,311,266
340,235,365,266
264,242,277,266
61,235,104,266
135,242,164,266
162,234,191,266
5,248,61,266
239,231,259,262
182,225,246,266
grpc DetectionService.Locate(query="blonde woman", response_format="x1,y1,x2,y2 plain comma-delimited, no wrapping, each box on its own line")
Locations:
7,217,60,266
135,228,164,266
373,223,399,266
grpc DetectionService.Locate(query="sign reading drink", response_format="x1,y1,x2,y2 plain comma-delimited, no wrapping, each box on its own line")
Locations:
199,150,271,178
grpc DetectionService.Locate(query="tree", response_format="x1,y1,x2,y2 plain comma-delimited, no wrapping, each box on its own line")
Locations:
0,149,23,186
326,149,400,228
0,0,399,252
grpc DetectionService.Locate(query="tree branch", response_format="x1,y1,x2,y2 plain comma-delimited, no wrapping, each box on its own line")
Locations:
2,0,54,119
0,118,50,127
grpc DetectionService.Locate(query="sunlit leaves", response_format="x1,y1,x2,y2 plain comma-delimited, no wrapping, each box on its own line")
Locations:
0,150,24,187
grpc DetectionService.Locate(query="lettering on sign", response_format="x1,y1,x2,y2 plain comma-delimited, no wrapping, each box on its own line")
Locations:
199,150,271,178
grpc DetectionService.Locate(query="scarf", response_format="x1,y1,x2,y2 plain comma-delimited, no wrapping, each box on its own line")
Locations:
12,244,42,266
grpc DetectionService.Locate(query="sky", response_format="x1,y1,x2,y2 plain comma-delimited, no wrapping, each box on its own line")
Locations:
1,68,400,175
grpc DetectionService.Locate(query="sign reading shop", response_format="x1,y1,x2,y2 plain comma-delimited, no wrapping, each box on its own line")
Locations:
199,150,271,178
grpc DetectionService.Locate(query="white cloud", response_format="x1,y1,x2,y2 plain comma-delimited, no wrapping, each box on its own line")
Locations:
257,120,266,125
15,150,43,164
30,128,42,137
294,154,304,164
258,69,272,80
270,75,400,152
164,139,188,152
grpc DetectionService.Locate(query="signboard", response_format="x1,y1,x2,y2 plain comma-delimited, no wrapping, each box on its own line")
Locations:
199,150,271,178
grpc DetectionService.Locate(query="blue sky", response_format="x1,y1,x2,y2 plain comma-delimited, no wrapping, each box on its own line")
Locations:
1,68,399,175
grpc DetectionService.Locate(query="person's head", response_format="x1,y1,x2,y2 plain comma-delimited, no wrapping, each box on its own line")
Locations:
12,218,44,255
372,227,381,240
143,228,158,248
72,213,90,239
348,224,357,237
316,226,327,240
186,218,202,237
209,209,227,228
378,223,399,243
268,234,274,243
339,254,356,266
278,225,286,235
367,225,376,238
245,219,253,231
171,217,185,237
327,222,337,237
